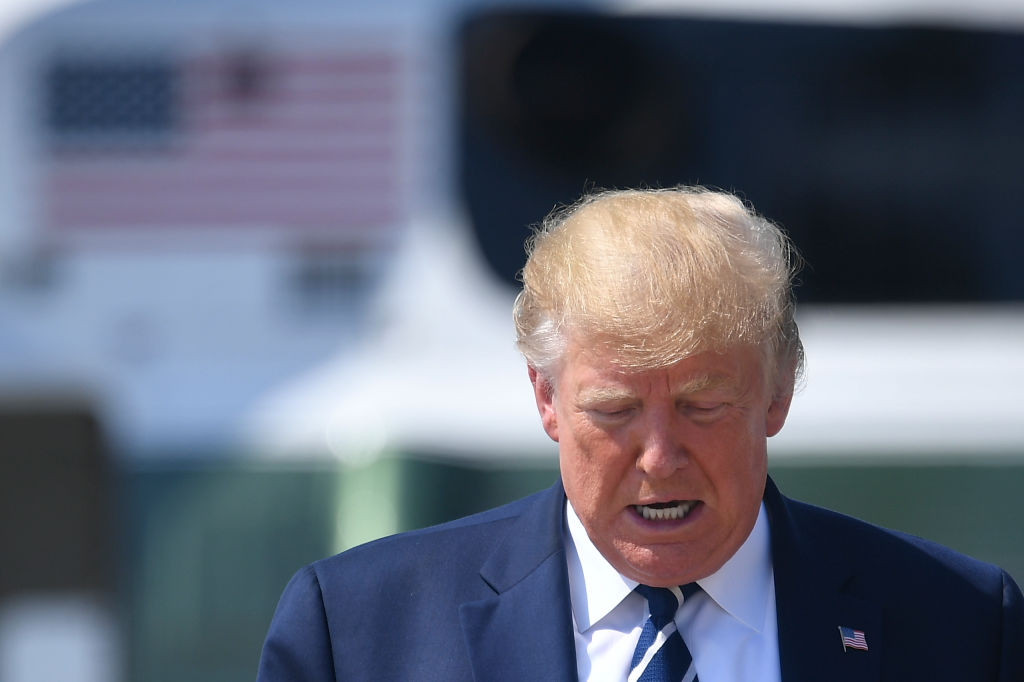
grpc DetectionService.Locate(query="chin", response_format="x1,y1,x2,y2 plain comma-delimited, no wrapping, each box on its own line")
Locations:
617,545,714,587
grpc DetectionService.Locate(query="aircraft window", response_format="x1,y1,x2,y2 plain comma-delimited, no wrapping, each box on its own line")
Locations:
458,12,1024,303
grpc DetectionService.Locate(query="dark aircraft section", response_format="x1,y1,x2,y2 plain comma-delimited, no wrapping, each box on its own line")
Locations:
458,11,1024,303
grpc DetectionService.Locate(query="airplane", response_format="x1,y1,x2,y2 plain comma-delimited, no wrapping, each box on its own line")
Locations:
1,0,1022,469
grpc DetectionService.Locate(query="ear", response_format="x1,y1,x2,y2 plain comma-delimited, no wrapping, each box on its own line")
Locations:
765,390,792,437
528,366,559,442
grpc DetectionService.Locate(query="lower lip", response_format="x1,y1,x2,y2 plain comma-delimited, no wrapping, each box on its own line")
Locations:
629,501,705,530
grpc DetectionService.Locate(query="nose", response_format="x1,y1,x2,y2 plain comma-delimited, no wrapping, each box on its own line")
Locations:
635,411,688,479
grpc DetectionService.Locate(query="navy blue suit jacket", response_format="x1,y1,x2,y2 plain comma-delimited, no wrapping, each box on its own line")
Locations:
256,478,1024,681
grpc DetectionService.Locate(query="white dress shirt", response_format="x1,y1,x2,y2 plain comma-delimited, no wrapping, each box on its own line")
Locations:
564,500,781,682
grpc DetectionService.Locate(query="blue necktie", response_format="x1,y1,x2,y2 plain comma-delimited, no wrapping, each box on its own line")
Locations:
630,584,699,682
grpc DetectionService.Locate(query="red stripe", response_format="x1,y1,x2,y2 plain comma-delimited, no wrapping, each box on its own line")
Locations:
183,115,399,135
45,203,401,230
186,53,401,77
182,87,399,111
48,170,397,193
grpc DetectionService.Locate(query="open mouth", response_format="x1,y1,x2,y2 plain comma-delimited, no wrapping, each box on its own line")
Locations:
633,500,699,521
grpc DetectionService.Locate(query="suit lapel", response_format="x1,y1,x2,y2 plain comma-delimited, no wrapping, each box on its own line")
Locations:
459,477,885,682
765,478,882,682
460,482,578,682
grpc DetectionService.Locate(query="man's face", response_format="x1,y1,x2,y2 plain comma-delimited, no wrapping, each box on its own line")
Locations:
530,342,791,587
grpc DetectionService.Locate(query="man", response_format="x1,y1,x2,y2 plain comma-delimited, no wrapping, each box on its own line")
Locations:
257,187,1023,681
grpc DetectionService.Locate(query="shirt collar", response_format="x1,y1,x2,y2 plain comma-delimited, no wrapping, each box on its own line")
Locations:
565,499,637,632
564,499,773,634
697,503,773,633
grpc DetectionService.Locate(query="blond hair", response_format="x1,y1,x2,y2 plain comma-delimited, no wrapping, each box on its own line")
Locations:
513,187,803,388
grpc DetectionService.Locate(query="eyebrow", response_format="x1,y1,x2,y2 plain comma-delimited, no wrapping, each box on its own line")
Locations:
673,374,734,395
575,386,637,408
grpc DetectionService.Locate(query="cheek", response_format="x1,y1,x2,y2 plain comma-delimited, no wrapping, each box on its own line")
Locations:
560,422,632,505
729,439,768,505
699,421,768,494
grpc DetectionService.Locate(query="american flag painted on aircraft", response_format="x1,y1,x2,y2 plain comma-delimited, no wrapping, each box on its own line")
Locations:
838,626,869,652
40,48,407,247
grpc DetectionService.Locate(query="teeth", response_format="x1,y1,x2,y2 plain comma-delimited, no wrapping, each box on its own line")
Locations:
635,501,696,521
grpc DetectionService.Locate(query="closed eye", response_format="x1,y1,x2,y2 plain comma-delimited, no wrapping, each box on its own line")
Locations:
681,402,727,421
586,406,637,423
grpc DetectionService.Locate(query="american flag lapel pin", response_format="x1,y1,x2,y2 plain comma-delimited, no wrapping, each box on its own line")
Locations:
838,626,869,652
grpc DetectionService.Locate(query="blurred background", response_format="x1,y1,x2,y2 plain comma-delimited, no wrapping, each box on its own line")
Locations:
1,0,1023,680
